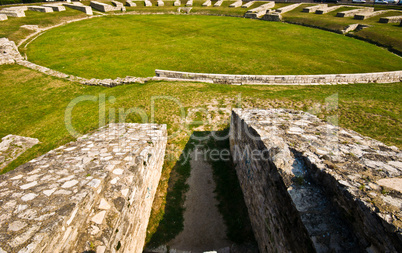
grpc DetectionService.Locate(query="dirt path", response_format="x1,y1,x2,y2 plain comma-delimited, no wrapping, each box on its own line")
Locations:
168,147,232,252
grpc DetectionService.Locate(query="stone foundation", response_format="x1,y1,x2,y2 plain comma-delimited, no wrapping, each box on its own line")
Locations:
379,15,402,24
154,69,402,85
229,1,242,8
354,10,390,20
0,123,167,253
230,108,402,253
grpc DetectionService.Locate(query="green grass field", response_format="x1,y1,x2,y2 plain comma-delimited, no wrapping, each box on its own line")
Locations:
26,15,402,79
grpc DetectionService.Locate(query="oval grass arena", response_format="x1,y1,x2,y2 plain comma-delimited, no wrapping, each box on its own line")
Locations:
27,15,402,79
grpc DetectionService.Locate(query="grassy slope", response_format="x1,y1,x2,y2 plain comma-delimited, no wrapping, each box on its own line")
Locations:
0,65,401,246
27,14,402,79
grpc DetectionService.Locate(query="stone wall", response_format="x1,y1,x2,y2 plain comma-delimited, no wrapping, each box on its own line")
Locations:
0,123,167,253
155,69,402,85
27,6,54,13
0,38,24,65
379,16,402,24
90,1,115,12
230,108,402,253
63,3,93,15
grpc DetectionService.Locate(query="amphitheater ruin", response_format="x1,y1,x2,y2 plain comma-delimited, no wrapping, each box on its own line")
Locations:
0,1,401,253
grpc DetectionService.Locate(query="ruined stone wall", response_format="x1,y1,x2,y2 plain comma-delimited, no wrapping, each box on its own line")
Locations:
155,69,402,85
230,109,402,253
0,123,167,253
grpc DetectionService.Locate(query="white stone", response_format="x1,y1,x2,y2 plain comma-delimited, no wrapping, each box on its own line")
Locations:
15,205,28,213
20,181,38,190
57,175,74,182
88,178,101,188
54,189,72,195
99,198,111,210
110,177,119,184
377,178,402,193
43,188,57,196
96,246,106,253
121,188,129,197
113,169,124,175
11,175,23,180
21,193,37,201
8,221,27,232
61,179,79,188
91,211,106,225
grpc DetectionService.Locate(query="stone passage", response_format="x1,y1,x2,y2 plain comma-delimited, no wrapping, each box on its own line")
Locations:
0,123,167,253
230,109,402,253
0,135,39,172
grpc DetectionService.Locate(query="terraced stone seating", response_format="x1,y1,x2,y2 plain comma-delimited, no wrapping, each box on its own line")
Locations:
186,0,193,6
336,7,373,18
229,0,242,8
63,3,93,15
354,10,390,20
0,123,167,253
245,1,275,18
28,6,54,13
379,15,402,23
43,4,67,12
302,4,326,13
214,0,224,7
202,0,212,7
315,5,342,14
242,1,254,8
174,0,181,6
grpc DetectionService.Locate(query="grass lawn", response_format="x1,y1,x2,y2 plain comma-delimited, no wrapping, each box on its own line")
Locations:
0,64,401,246
26,14,402,79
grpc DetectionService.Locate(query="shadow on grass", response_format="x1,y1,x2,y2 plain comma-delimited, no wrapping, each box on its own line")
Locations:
145,129,256,249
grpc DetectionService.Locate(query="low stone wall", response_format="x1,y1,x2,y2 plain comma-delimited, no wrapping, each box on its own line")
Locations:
315,5,342,14
145,0,152,7
0,14,7,21
202,0,212,7
63,3,93,15
154,69,402,85
261,12,282,21
90,1,115,12
0,7,26,17
126,1,137,7
354,10,390,20
302,4,327,13
245,2,275,18
27,6,54,13
214,0,224,7
275,3,302,13
186,0,193,6
0,123,167,253
173,0,181,7
242,1,254,8
43,4,66,12
379,15,402,24
229,0,242,8
157,0,165,7
230,108,402,253
336,7,373,18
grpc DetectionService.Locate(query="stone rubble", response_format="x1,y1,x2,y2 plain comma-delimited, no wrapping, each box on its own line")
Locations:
0,123,167,253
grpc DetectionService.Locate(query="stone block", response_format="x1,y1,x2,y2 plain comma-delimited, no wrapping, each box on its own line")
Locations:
185,0,193,6
145,0,152,7
202,0,211,7
230,108,402,253
315,5,342,14
0,14,7,21
275,3,301,14
379,15,402,24
0,123,167,252
354,10,389,20
0,8,26,17
27,6,54,13
90,1,114,12
214,0,224,7
336,7,373,18
126,1,137,7
157,0,164,6
0,38,24,65
241,1,254,8
261,12,282,21
63,3,93,15
174,0,181,6
302,4,327,13
43,4,67,12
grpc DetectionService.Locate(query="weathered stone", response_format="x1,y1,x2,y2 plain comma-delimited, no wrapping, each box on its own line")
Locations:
315,5,342,14
173,0,181,6
336,7,373,17
214,0,224,7
90,1,115,12
241,1,254,8
202,0,212,7
0,134,39,171
354,10,390,20
303,4,327,13
27,6,54,13
261,12,282,22
377,178,402,192
145,0,152,7
185,0,193,6
245,2,275,19
0,7,26,17
43,4,66,12
0,14,7,21
229,1,242,8
126,1,137,7
63,3,93,15
275,3,302,14
230,108,402,253
157,0,165,6
0,123,167,252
